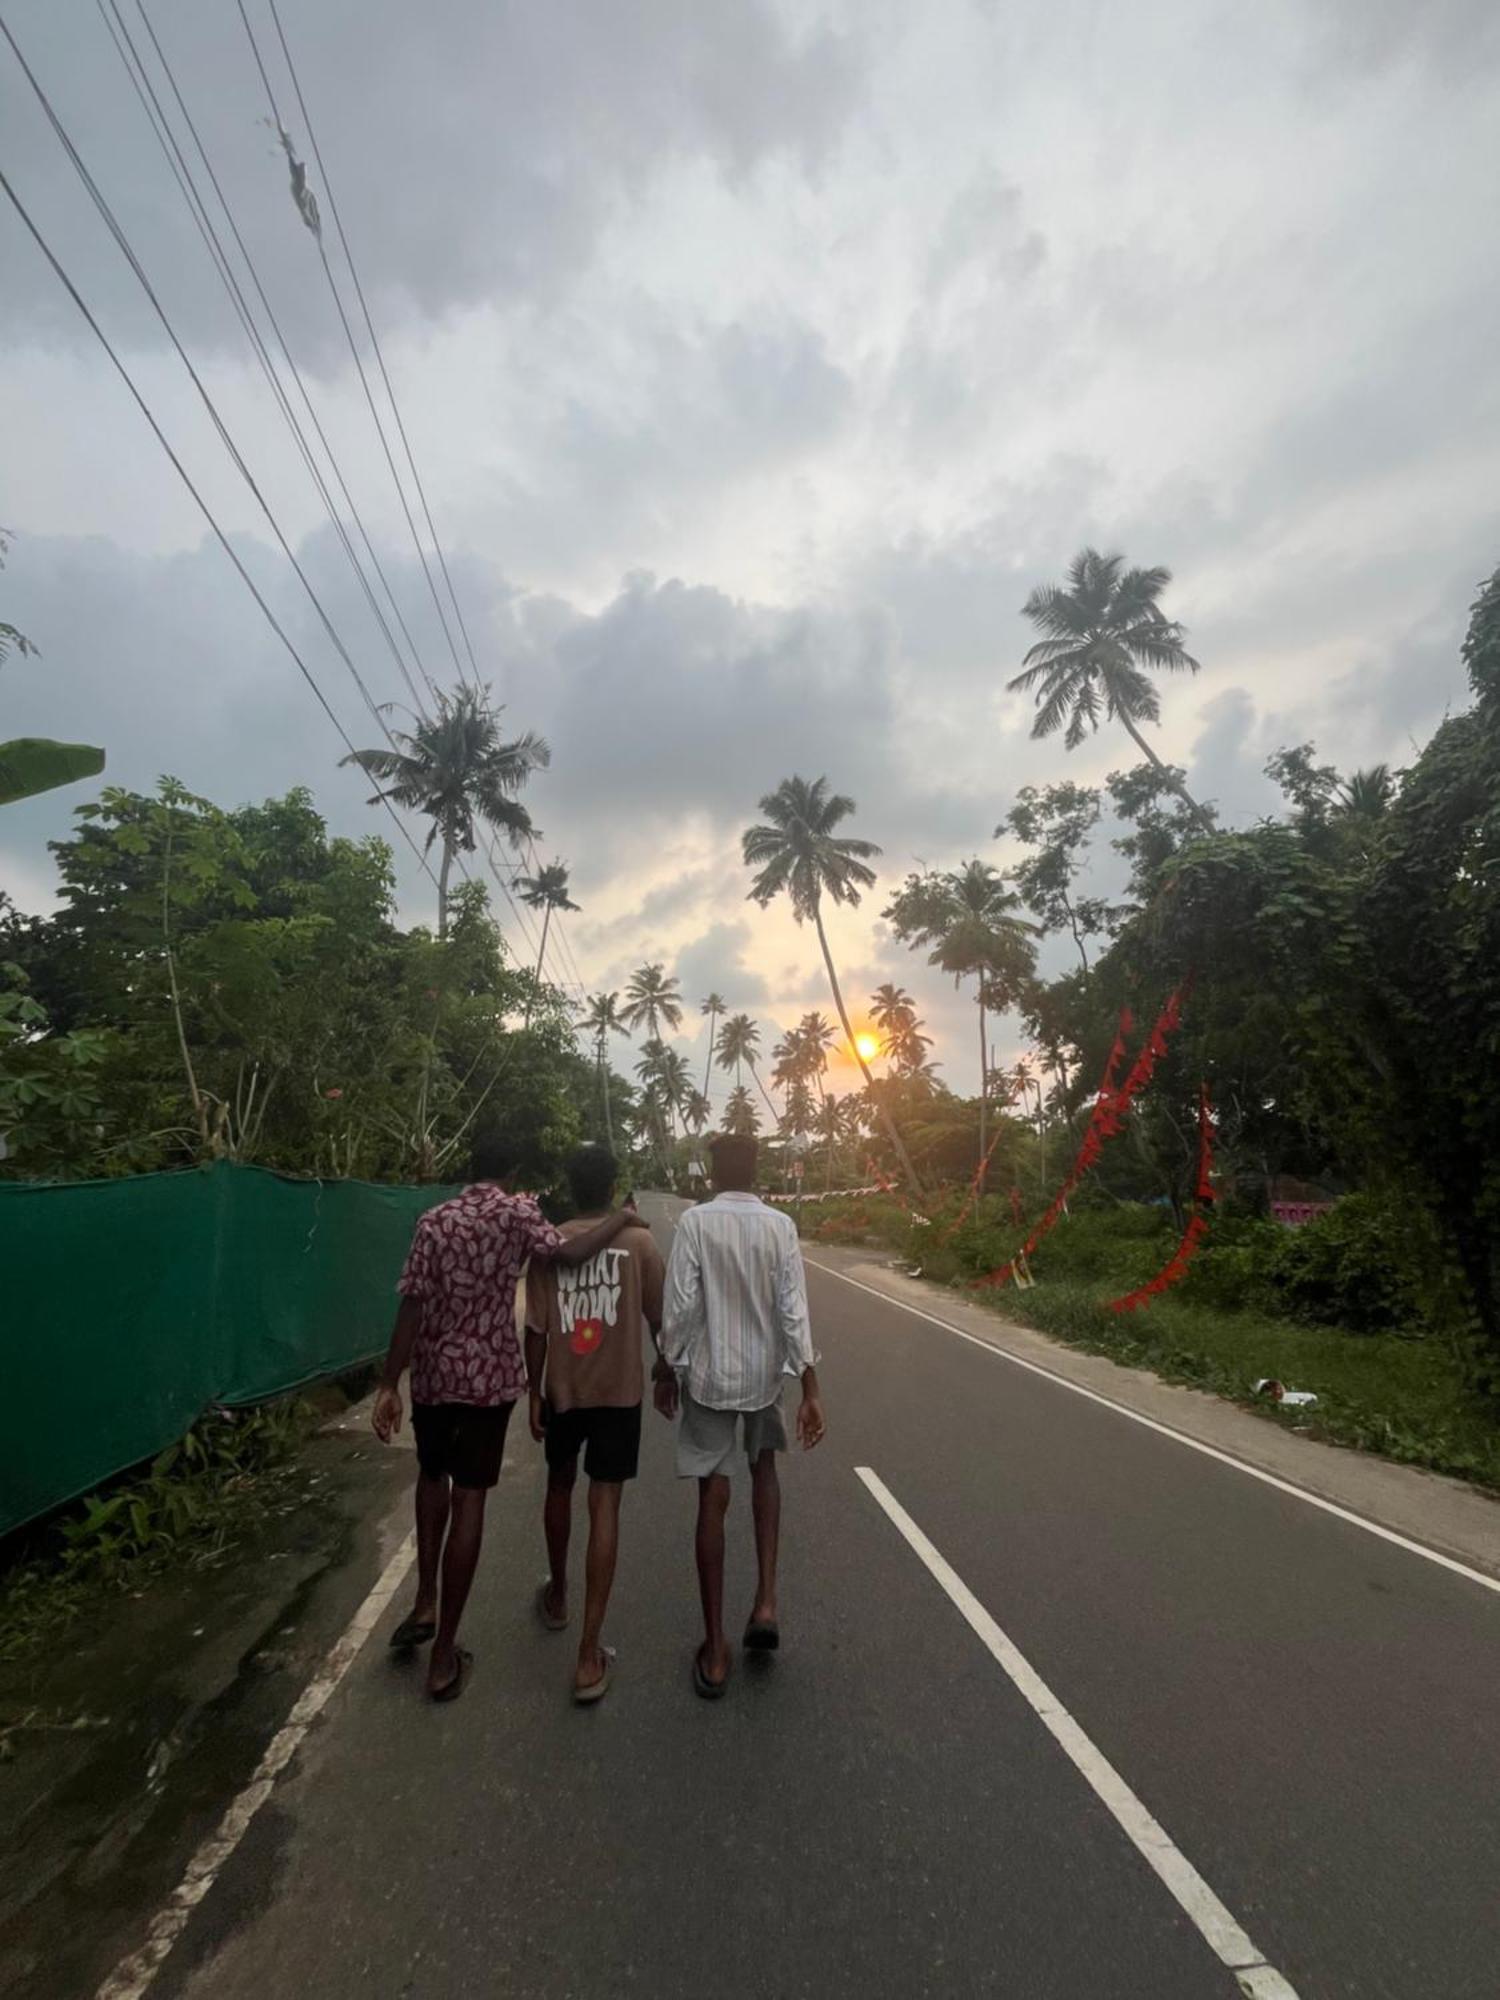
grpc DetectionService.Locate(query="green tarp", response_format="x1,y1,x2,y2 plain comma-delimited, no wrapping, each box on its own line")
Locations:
0,1161,457,1536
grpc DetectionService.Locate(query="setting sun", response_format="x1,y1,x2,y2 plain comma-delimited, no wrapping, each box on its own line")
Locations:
854,1032,880,1064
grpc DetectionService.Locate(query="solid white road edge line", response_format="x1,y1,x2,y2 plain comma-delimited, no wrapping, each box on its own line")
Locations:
95,1530,418,2000
856,1467,1301,2000
811,1258,1500,1601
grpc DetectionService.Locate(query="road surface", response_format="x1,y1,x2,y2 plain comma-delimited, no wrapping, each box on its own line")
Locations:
117,1195,1500,1999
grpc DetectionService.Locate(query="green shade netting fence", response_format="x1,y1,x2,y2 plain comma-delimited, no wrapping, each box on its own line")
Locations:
0,1160,458,1536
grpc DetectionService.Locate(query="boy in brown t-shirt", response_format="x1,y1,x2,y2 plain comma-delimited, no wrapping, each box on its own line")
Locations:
524,1145,664,1704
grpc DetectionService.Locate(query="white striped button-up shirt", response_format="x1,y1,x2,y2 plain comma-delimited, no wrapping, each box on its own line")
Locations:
661,1191,818,1412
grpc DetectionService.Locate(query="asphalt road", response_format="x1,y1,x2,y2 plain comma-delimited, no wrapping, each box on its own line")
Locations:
137,1194,1499,2000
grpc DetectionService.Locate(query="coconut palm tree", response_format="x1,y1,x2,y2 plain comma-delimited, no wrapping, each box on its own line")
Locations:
885,861,1038,1176
1010,549,1213,832
816,1090,853,1191
1337,765,1394,819
635,1040,692,1136
517,860,580,1023
698,991,727,1104
870,983,932,1075
622,963,684,1042
342,684,548,937
684,1088,713,1135
717,1013,781,1127
524,860,580,1024
796,1011,837,1101
582,991,626,1146
722,1084,760,1138
781,1077,817,1141
770,1030,806,1096
743,775,925,1196
716,1013,759,1090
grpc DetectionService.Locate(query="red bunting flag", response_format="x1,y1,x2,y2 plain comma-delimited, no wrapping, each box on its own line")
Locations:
1106,1083,1215,1313
940,1125,1009,1243
971,990,1188,1290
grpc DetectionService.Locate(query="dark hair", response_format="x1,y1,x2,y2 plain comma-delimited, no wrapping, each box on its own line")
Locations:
470,1130,520,1183
709,1133,757,1187
566,1144,618,1212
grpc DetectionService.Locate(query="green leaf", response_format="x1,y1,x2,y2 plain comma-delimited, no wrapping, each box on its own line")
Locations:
0,737,105,806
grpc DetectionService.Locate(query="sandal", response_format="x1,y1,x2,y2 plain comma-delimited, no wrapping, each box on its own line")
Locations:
536,1581,569,1632
692,1646,729,1701
572,1646,617,1706
388,1614,437,1651
743,1619,780,1652
429,1648,473,1703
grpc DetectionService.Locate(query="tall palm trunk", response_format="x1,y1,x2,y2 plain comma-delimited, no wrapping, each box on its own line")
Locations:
1117,712,1215,834
749,1058,780,1127
524,902,553,1028
597,1033,614,1148
702,1023,717,1106
977,980,988,1187
436,837,454,940
813,906,925,1199
161,819,211,1155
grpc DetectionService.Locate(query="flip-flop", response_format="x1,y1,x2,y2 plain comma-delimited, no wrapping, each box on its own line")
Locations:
388,1614,436,1650
536,1581,569,1632
429,1647,473,1703
572,1646,617,1706
743,1619,780,1652
692,1646,729,1701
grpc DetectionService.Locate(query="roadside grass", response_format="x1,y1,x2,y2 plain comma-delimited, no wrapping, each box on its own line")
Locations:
797,1193,1500,1495
0,1399,317,1672
998,1287,1500,1493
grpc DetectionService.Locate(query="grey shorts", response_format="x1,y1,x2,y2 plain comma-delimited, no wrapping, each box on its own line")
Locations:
676,1389,788,1480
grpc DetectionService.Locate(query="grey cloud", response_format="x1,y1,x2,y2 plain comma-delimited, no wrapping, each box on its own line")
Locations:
576,867,721,953
1234,305,1500,530
475,310,855,580
925,172,1046,295
675,921,769,1009
1304,0,1500,77
0,530,987,950
2,1,865,367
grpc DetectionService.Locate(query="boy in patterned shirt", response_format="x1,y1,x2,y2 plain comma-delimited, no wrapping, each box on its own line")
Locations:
373,1132,642,1701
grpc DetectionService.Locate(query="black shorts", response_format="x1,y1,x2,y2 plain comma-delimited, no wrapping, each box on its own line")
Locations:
412,1401,514,1489
543,1403,642,1483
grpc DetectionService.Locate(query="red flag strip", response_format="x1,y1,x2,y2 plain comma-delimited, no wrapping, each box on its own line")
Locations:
940,1125,1008,1243
1106,1082,1215,1313
970,990,1186,1290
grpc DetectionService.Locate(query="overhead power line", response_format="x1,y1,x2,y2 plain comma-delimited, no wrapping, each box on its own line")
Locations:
1,19,433,804
0,155,443,900
234,0,473,699
263,0,484,691
102,2,529,953
233,1,577,988
99,0,438,723
240,1,590,1000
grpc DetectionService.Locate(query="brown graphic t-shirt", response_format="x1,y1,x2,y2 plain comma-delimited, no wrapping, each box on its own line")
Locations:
529,1218,665,1412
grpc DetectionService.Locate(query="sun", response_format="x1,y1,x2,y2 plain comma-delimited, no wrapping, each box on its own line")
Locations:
854,1032,880,1064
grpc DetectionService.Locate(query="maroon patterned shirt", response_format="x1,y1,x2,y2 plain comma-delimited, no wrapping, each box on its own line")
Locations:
397,1185,563,1407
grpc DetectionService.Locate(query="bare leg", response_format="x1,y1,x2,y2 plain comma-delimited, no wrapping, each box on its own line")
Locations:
576,1480,623,1689
410,1470,450,1625
544,1461,576,1624
428,1485,488,1694
749,1450,781,1628
695,1474,732,1685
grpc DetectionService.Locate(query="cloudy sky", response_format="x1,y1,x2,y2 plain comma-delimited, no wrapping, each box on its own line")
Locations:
3,0,1497,1098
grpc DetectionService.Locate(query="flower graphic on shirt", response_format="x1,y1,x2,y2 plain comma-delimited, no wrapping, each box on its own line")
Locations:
568,1316,604,1357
